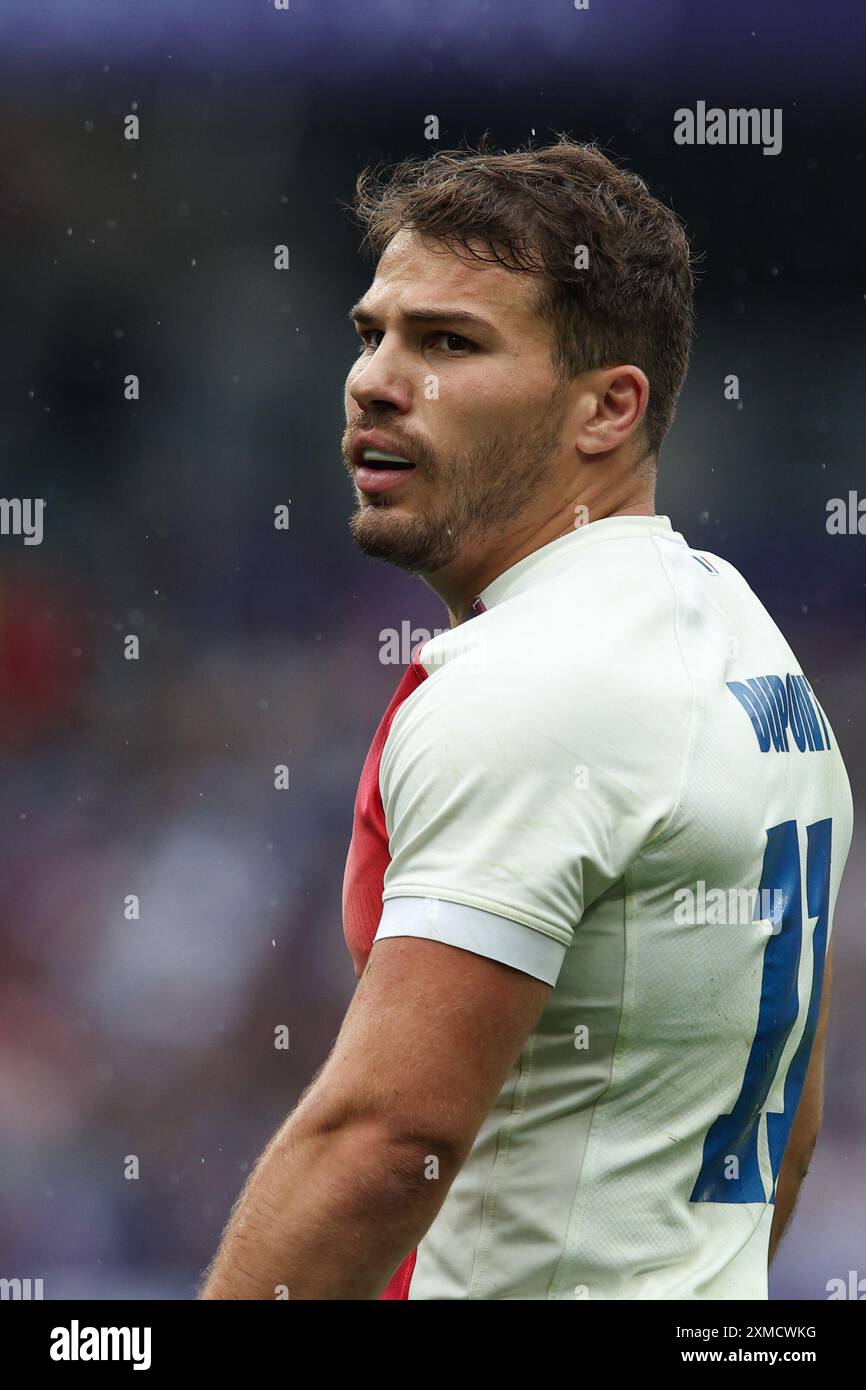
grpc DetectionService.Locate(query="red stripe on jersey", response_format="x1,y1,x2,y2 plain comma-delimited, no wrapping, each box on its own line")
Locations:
379,1247,417,1300
341,646,429,1301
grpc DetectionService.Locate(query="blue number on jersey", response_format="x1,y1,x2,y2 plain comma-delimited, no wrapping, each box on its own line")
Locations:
690,818,832,1204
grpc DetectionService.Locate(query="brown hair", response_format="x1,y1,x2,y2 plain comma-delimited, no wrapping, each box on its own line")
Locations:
353,136,696,460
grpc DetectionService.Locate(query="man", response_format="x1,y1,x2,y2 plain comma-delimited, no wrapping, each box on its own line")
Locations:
201,140,853,1300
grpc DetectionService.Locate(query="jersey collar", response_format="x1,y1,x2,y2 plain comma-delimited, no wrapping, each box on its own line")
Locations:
470,514,681,614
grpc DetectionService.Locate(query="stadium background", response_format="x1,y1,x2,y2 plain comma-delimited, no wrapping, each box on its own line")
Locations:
0,0,863,1298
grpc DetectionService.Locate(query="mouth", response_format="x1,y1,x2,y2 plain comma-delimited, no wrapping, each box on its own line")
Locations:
352,445,418,495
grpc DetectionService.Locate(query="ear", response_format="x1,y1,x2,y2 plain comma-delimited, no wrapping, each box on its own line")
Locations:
575,365,650,455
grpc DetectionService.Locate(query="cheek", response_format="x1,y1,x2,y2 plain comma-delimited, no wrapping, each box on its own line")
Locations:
468,360,544,411
444,377,531,438
498,363,552,411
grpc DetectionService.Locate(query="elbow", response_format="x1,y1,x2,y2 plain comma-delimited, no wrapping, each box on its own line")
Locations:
345,1112,465,1181
296,1097,464,1185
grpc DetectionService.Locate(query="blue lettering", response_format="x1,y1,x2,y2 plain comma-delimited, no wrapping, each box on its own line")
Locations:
728,673,831,754
726,681,771,751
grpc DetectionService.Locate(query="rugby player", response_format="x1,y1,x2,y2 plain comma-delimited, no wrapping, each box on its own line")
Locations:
200,140,853,1300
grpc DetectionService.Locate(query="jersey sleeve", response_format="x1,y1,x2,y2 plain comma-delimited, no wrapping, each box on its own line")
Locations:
373,623,692,986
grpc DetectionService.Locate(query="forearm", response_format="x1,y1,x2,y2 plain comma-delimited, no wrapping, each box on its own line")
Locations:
199,1111,452,1300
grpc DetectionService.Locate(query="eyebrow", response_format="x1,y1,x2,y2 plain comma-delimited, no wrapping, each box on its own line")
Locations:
348,303,497,333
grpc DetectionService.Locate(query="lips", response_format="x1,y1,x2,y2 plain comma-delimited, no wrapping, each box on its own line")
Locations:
349,431,416,470
349,431,419,494
353,462,417,494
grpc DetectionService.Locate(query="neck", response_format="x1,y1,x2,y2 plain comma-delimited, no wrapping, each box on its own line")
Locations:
423,478,656,627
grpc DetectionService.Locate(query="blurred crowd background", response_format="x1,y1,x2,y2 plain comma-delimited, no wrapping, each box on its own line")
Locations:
0,0,863,1299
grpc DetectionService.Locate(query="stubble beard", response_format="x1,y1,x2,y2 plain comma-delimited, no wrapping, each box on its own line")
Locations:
346,405,567,576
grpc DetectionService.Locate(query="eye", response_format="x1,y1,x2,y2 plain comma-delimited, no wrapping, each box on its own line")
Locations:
432,332,474,354
354,327,475,355
357,328,383,352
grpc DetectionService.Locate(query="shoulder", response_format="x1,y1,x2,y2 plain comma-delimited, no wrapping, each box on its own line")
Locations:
381,555,696,796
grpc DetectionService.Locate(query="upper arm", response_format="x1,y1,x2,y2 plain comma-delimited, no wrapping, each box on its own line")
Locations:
310,613,685,1166
302,934,551,1167
377,629,689,963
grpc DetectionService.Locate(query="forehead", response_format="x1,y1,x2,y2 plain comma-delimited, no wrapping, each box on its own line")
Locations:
360,228,543,331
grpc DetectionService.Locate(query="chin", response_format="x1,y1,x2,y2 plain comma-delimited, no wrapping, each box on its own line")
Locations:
348,504,457,574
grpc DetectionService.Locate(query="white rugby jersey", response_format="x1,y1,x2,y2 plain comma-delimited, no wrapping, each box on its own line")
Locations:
341,513,853,1300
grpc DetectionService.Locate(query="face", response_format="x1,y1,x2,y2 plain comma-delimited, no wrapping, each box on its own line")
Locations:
342,229,571,575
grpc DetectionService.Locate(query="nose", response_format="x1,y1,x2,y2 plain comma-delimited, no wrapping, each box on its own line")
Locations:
348,340,412,416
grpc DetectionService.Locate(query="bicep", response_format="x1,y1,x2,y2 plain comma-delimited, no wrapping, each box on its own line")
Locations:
308,934,551,1166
